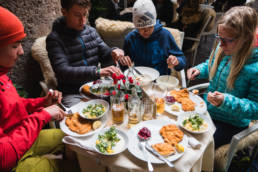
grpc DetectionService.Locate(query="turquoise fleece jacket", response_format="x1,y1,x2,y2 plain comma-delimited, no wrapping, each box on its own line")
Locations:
195,45,258,127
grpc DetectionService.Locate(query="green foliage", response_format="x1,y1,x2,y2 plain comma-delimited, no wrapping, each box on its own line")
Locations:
13,84,28,98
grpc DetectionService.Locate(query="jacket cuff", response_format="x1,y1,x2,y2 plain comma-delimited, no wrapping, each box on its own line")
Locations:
174,57,184,71
217,93,229,110
39,109,52,124
195,66,205,79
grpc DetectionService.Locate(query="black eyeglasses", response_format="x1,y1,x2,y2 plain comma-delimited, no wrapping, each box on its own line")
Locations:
215,34,237,44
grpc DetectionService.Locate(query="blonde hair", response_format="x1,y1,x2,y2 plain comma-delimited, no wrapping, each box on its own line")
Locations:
209,6,257,89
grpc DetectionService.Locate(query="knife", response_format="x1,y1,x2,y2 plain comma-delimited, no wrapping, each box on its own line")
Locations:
145,143,174,168
49,89,73,116
132,66,143,76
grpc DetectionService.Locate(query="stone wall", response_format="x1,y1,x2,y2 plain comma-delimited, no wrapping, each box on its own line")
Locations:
0,0,61,97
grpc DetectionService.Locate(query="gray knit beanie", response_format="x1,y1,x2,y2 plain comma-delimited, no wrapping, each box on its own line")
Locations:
133,0,157,28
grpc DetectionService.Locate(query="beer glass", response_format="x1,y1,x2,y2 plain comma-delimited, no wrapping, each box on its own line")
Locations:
110,96,125,124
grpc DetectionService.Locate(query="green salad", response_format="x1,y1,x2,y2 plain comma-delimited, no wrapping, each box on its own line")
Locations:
96,126,120,154
183,114,207,131
82,104,105,118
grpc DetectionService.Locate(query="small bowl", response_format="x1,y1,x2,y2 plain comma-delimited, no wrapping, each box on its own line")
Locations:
93,127,128,155
177,112,210,134
78,99,109,120
156,75,179,90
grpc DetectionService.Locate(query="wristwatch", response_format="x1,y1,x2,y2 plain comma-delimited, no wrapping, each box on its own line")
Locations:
95,67,100,78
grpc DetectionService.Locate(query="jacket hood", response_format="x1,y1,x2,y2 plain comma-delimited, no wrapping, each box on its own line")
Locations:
135,20,163,40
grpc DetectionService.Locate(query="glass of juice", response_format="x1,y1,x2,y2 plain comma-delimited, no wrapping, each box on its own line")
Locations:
155,97,165,114
110,96,125,124
152,83,167,115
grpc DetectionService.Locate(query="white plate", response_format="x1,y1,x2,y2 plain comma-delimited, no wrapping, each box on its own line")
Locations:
165,92,207,116
124,66,160,81
78,99,109,120
127,119,188,164
79,82,94,99
177,113,210,134
92,127,129,155
59,101,108,137
79,80,113,99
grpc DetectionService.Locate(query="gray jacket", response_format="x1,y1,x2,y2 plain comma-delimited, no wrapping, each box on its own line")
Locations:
46,17,114,94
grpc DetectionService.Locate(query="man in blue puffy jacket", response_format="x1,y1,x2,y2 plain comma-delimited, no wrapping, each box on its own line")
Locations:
46,0,124,107
119,0,186,75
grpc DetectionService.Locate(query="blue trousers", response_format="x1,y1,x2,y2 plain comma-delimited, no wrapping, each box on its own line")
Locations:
213,120,248,149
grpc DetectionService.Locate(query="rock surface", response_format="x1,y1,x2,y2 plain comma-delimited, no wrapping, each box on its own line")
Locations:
0,0,61,97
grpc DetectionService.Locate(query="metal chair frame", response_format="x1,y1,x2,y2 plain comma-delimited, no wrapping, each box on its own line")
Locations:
188,83,258,172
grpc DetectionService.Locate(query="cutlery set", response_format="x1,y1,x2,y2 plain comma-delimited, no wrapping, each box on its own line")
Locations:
145,143,175,168
138,135,154,172
138,133,175,171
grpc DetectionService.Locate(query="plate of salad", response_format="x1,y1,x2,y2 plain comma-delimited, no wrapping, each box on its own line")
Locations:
79,79,114,99
78,99,109,120
178,112,210,134
93,126,128,155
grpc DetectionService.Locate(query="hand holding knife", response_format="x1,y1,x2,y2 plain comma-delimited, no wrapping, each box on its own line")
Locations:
49,89,73,116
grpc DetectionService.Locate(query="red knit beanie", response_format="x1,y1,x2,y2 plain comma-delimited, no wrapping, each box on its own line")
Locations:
0,6,26,48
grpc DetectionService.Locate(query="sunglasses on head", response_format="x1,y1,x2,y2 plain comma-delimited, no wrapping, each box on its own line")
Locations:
215,34,237,44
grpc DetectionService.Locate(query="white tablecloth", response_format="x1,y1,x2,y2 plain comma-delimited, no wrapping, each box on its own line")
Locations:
64,103,216,172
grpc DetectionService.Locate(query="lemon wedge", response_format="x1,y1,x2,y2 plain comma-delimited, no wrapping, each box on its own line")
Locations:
176,143,184,153
92,121,102,130
171,104,180,111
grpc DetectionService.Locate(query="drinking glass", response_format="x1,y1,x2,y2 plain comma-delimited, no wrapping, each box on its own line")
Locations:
152,83,167,115
127,100,141,124
110,96,125,124
141,99,154,121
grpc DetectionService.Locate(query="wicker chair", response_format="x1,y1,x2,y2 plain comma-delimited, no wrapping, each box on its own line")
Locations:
31,36,58,128
183,7,216,67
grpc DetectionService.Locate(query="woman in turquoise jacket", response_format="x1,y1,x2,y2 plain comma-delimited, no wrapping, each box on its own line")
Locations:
187,6,258,148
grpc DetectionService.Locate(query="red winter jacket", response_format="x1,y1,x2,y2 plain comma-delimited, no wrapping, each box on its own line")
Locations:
0,73,51,172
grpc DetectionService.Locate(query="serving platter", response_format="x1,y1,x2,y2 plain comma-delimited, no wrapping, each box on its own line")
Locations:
127,119,188,164
165,92,207,116
79,79,113,99
60,101,108,137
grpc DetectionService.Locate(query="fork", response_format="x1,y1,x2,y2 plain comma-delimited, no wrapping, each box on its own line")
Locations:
116,61,121,70
58,102,73,116
138,135,153,172
49,89,73,116
186,79,191,88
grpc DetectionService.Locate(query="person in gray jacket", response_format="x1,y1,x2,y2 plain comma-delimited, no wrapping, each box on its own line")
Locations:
46,0,124,107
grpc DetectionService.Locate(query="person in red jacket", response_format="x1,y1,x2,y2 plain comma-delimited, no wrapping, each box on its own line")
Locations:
0,7,66,172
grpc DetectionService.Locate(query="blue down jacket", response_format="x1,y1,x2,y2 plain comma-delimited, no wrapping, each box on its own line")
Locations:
123,21,186,75
46,17,114,94
195,45,258,127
